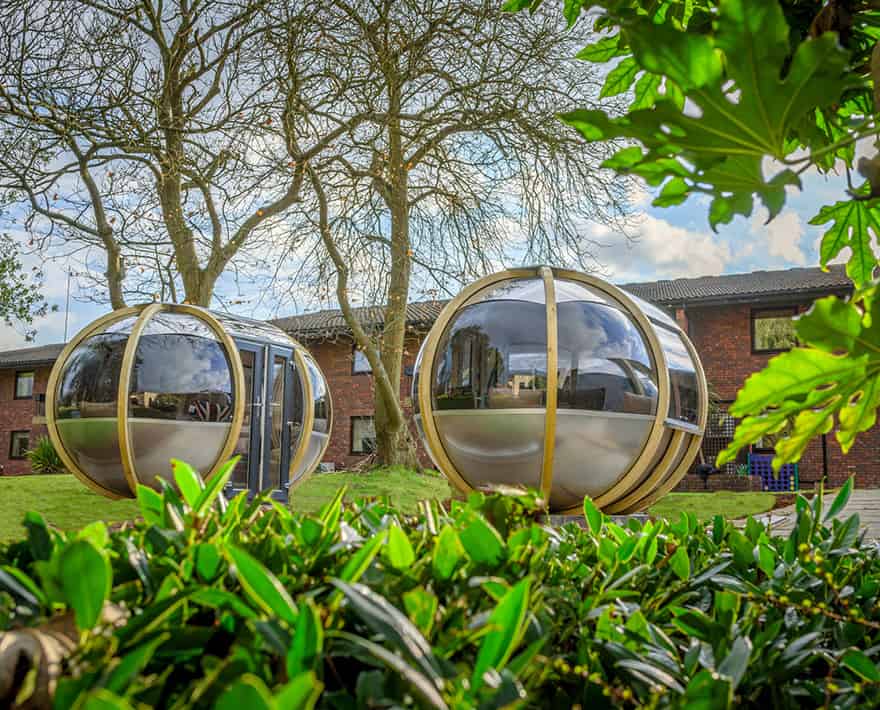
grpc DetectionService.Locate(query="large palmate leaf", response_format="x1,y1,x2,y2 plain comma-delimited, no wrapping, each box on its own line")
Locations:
562,0,856,229
718,294,880,468
810,194,880,288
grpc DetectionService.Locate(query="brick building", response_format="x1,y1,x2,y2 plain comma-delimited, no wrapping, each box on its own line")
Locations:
1,265,877,490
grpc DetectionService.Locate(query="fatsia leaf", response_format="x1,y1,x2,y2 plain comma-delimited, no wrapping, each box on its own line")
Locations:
562,0,855,229
576,34,624,62
795,297,862,353
599,56,639,98
809,196,880,288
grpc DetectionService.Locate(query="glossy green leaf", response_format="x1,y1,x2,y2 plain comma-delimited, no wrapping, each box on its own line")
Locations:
275,672,323,710
385,524,416,570
287,599,323,676
582,496,602,535
810,197,880,288
193,456,238,516
432,525,464,580
171,459,204,507
227,545,297,626
576,34,623,62
136,485,164,527
718,636,752,689
840,648,880,682
215,674,275,710
473,577,531,688
59,540,111,630
339,530,386,583
403,587,439,637
670,546,690,580
599,56,639,99
825,477,854,521
459,514,505,566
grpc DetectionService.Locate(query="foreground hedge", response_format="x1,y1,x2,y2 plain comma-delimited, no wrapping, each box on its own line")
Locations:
0,462,878,709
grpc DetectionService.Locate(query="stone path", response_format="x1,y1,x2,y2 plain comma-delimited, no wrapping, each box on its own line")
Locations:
749,488,880,540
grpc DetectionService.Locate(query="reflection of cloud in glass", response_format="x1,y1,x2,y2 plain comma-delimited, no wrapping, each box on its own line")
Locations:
559,303,651,365
133,335,232,394
656,328,695,373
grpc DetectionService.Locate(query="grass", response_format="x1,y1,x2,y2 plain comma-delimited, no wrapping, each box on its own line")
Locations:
290,466,452,514
649,491,778,522
0,468,779,540
0,467,452,541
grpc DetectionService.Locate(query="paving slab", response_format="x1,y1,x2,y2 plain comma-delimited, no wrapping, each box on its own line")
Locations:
748,488,880,540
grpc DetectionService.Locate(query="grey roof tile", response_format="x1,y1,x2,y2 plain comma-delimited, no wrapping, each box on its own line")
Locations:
0,343,65,369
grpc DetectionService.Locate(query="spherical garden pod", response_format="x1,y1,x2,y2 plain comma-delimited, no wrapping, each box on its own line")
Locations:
46,303,332,499
413,267,708,514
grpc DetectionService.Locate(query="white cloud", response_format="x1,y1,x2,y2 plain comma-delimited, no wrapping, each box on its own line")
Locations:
590,213,732,282
751,208,807,265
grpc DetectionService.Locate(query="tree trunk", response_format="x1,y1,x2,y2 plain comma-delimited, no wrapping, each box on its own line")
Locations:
370,79,419,469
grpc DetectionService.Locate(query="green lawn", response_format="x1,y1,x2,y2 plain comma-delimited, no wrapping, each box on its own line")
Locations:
0,468,452,541
648,491,777,522
0,470,778,541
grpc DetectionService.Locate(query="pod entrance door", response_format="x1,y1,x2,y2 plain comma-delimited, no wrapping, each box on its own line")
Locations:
230,341,296,499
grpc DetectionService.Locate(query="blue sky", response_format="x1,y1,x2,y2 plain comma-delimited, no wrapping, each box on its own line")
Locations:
0,165,851,351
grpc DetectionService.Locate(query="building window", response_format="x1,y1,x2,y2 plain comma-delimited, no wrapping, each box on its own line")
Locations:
751,308,798,353
351,416,376,454
9,431,29,459
352,348,372,375
14,371,34,399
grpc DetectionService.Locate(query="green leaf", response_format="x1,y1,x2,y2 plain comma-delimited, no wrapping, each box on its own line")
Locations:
577,34,623,62
136,485,164,527
630,72,662,110
582,496,602,535
339,530,386,583
59,540,111,631
459,514,505,566
275,672,323,710
616,659,685,694
840,648,880,682
330,579,444,680
563,0,856,229
810,196,879,288
106,633,169,694
757,543,776,577
825,477,854,521
600,56,639,98
193,456,237,516
684,668,733,710
215,675,275,710
385,524,416,570
403,587,439,637
796,296,862,353
171,459,204,507
194,543,222,582
432,525,464,580
670,546,690,580
227,545,297,626
654,176,690,207
287,599,323,676
473,577,531,689
330,631,448,710
718,636,752,689
81,690,135,710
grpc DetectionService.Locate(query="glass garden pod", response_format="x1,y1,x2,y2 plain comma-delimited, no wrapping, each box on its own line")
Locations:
413,267,707,514
46,303,332,500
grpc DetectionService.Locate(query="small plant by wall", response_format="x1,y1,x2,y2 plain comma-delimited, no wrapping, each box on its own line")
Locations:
25,436,65,475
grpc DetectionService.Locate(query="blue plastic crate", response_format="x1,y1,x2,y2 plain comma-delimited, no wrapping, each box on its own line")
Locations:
748,453,799,492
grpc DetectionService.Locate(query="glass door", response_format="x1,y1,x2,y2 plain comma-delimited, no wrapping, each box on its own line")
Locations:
263,346,294,495
231,341,264,496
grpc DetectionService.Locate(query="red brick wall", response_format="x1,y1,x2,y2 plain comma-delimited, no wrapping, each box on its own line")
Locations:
686,303,880,488
308,336,430,469
0,366,51,475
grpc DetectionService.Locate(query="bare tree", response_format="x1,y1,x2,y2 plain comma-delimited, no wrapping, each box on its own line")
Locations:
265,0,631,466
0,0,309,308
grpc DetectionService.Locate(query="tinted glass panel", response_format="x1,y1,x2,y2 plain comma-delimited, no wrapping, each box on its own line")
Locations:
232,349,255,488
556,300,658,414
267,354,286,490
305,355,329,433
623,292,678,329
127,313,234,486
212,311,294,346
55,317,136,496
656,326,699,424
467,278,546,306
433,298,548,410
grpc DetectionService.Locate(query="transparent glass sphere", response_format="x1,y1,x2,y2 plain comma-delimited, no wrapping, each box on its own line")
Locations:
414,269,705,512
